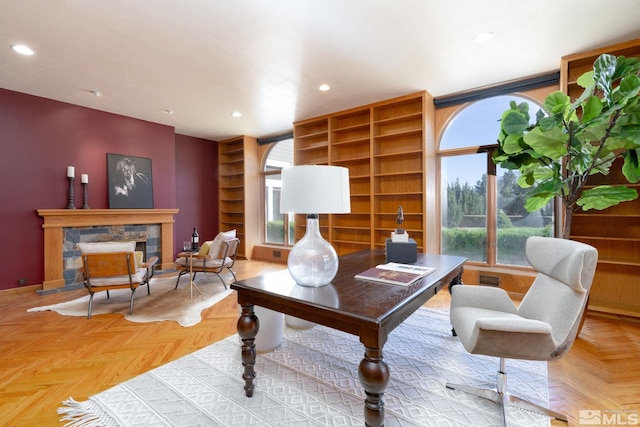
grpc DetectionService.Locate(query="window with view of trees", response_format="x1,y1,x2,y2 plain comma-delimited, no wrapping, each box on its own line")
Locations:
262,138,294,245
439,95,555,266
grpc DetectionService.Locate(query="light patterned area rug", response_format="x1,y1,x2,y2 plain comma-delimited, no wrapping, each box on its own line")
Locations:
58,308,550,426
27,274,233,327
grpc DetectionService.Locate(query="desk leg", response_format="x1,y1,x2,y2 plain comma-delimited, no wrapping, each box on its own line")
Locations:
358,346,390,427
448,270,463,336
447,270,463,294
237,304,259,397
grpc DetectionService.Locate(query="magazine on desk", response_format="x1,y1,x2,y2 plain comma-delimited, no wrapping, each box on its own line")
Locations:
355,262,436,286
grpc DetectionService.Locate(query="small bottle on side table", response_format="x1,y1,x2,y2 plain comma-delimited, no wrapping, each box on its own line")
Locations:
191,227,199,251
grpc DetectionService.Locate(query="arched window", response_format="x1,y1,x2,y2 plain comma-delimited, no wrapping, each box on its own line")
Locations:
439,95,555,266
262,138,294,245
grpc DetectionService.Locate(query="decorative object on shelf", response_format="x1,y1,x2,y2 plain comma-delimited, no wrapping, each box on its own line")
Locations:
107,153,153,209
81,174,89,209
386,205,417,263
493,54,640,238
392,205,408,242
66,166,75,209
280,165,350,287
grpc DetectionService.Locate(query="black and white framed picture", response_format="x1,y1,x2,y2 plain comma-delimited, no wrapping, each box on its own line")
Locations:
107,153,154,209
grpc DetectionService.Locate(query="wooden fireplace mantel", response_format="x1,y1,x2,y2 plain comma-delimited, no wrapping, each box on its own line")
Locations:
38,209,179,290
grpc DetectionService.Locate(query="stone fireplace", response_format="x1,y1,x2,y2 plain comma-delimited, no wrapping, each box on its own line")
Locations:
38,209,179,290
63,224,161,285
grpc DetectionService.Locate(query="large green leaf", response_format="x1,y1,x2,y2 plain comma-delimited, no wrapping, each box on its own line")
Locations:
577,185,638,210
594,54,617,104
576,120,608,144
538,114,562,131
622,149,640,183
501,109,529,135
604,135,640,150
524,192,555,212
619,103,640,127
517,172,534,188
582,95,603,123
616,75,640,105
501,134,527,154
612,56,640,81
577,70,595,89
523,127,568,159
532,165,556,181
543,91,570,115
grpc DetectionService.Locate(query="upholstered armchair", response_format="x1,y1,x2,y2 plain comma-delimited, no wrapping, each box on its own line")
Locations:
446,236,598,426
78,241,158,319
175,230,239,289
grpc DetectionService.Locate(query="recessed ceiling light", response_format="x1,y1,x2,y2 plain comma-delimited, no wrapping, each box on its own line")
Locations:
89,90,103,97
163,109,174,115
319,84,331,92
231,111,242,118
11,44,34,56
472,32,494,44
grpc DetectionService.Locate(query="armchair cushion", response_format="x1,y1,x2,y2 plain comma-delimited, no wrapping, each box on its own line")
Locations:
134,251,144,268
450,285,518,315
77,241,137,254
87,270,147,286
79,242,150,269
175,256,233,269
452,306,558,360
209,229,236,258
526,236,598,292
198,240,214,256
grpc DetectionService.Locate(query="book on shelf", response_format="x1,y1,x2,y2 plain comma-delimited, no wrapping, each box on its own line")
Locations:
354,262,435,286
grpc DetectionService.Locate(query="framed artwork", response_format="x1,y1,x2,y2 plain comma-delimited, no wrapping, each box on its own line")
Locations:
107,153,154,208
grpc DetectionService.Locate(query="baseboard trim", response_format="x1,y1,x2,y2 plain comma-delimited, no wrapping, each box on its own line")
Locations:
0,283,42,295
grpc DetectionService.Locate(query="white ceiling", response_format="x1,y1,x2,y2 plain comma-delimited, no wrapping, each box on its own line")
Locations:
1,0,639,141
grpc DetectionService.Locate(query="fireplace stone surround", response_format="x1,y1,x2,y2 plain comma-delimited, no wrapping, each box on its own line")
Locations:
63,224,160,285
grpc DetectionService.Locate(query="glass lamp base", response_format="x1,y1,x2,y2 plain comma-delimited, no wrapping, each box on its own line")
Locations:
287,214,338,287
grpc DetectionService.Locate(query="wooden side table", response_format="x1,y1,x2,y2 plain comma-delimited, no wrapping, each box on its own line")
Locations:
177,251,205,299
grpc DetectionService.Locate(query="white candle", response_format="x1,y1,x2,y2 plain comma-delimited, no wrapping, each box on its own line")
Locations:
67,166,75,178
81,174,88,184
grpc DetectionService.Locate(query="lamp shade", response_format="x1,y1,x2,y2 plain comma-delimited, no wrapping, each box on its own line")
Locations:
280,165,350,214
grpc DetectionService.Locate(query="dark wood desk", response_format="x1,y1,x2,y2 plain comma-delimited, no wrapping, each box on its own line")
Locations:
231,249,466,427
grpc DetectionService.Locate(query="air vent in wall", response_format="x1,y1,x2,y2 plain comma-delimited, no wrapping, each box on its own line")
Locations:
479,274,500,287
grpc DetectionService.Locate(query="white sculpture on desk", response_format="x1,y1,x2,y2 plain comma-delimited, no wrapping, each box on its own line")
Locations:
391,205,409,242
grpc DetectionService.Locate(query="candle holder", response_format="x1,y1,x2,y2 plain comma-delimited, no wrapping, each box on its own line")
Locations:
82,182,89,209
66,177,75,209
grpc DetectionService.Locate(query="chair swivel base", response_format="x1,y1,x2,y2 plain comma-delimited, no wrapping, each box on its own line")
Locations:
446,368,567,427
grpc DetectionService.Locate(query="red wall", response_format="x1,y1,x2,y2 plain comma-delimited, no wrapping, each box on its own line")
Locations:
0,88,218,290
174,134,219,250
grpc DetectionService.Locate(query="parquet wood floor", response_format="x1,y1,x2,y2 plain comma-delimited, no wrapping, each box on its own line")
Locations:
0,259,638,426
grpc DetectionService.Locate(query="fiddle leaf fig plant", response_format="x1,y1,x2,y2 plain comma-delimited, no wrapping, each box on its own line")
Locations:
493,53,640,238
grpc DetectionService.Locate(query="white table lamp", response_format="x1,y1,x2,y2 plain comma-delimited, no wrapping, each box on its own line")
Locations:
280,165,350,287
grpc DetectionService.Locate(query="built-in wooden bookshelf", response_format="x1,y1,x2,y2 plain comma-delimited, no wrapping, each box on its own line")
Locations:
291,118,331,245
372,97,426,252
561,39,640,317
218,135,258,259
293,92,427,256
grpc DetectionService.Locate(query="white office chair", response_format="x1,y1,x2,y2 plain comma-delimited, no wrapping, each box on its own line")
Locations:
446,236,598,426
